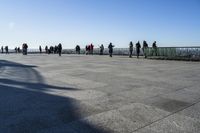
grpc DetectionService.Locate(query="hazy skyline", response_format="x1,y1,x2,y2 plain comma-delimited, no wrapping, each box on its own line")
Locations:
0,0,200,49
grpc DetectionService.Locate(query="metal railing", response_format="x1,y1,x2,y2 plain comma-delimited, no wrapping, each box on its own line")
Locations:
62,48,143,56
1,47,200,60
145,47,200,58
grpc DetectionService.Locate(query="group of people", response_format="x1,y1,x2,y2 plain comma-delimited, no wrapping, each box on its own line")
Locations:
1,46,9,54
14,47,21,53
85,44,94,55
1,44,28,55
1,41,158,58
1,43,62,56
74,44,106,56
44,43,62,56
74,41,156,58
129,41,157,58
76,43,112,57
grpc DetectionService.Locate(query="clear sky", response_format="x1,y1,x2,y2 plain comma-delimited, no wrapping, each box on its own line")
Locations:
0,0,200,49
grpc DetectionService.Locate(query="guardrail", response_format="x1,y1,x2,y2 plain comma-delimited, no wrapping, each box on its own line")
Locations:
2,47,200,61
145,47,200,58
16,48,143,55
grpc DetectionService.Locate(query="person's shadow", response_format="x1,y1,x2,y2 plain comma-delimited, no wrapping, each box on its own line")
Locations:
0,60,108,133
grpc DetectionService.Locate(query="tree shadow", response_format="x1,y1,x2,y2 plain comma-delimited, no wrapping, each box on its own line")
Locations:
0,60,109,133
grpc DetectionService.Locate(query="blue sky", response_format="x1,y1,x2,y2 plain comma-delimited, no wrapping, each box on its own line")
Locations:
0,0,199,48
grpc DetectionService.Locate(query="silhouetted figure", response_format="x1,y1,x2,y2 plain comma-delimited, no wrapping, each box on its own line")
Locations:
76,45,81,54
15,47,17,53
85,45,87,55
48,49,51,54
129,41,133,58
85,45,89,55
143,41,148,58
152,41,157,56
22,43,28,55
39,46,42,54
58,43,62,56
108,43,114,57
100,44,104,55
45,46,48,54
90,43,94,55
5,46,9,54
54,45,58,53
1,46,4,53
17,47,21,53
136,41,141,58
50,46,54,54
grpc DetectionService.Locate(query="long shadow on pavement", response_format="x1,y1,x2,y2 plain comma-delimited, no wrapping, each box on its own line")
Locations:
0,60,109,133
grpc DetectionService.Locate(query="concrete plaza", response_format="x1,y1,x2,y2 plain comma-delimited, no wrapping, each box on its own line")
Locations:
0,54,200,133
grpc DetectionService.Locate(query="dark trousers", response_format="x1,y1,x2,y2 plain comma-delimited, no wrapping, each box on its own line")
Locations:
129,50,133,58
58,51,61,56
109,50,113,57
136,49,140,58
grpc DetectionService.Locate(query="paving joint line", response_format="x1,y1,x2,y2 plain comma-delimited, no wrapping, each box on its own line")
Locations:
132,98,200,132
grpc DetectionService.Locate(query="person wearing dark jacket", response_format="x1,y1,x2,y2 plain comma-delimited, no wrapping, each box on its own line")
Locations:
108,43,114,57
1,46,4,53
100,44,104,55
90,43,94,55
142,41,148,58
58,43,62,56
76,45,81,54
22,43,28,55
45,46,48,54
39,46,42,54
136,41,141,58
5,46,9,54
152,41,157,56
129,41,133,58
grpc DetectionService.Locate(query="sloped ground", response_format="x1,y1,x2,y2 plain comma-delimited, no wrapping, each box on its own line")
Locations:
0,54,200,133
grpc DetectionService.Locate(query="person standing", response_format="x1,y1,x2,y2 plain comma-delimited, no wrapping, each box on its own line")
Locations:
54,45,58,53
85,45,88,55
76,45,81,54
17,47,21,53
1,46,4,53
45,46,48,54
22,43,28,55
58,43,62,56
136,41,141,58
152,41,157,56
5,46,9,54
15,47,17,53
90,43,94,55
50,46,53,54
142,41,148,58
129,41,133,58
100,44,104,55
108,43,114,57
39,46,42,54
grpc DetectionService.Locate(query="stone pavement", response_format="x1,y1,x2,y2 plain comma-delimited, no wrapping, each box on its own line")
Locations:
0,54,200,133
